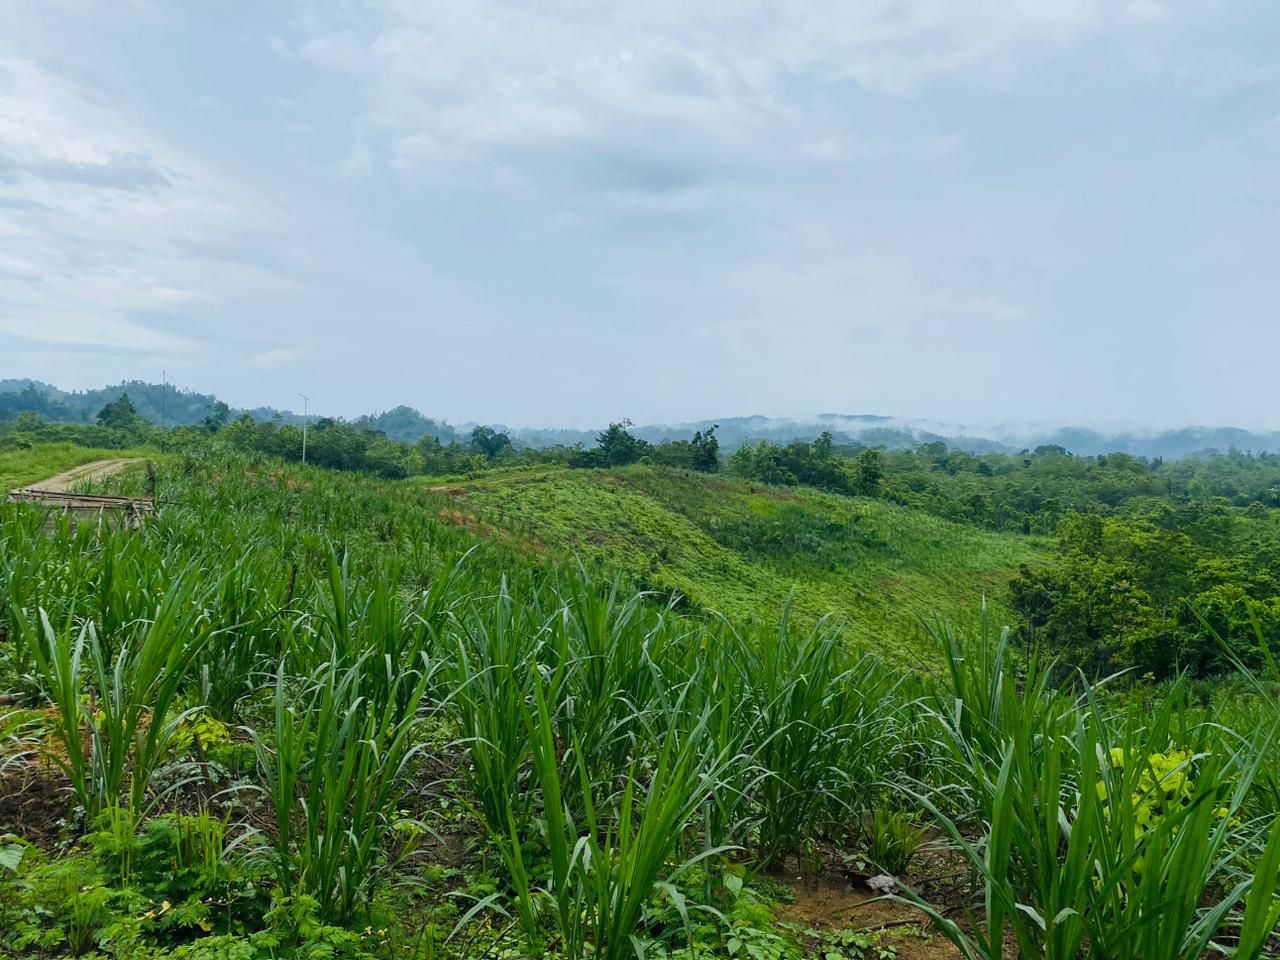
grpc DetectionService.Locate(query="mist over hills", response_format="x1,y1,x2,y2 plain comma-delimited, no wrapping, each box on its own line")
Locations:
3,378,1278,460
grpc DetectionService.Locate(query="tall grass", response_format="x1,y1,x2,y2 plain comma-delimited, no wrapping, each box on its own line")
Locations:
448,579,542,837
1,447,1277,957
903,612,1280,960
499,667,733,960
253,652,436,925
21,575,207,819
742,610,861,865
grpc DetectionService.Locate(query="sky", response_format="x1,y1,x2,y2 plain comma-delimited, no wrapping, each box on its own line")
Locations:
1,1,1278,430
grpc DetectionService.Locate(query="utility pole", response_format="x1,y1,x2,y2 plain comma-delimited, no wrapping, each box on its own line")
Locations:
298,393,309,465
161,370,166,430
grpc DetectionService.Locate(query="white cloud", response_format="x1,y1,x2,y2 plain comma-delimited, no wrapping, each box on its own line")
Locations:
275,0,1124,209
247,346,305,368
0,57,279,355
0,311,199,355
1,1,1277,427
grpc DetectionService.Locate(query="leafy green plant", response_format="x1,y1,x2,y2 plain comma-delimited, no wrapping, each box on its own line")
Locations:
252,651,435,926
808,926,898,960
498,667,734,960
23,575,208,820
0,836,26,874
864,808,927,877
1,856,118,957
901,615,1280,960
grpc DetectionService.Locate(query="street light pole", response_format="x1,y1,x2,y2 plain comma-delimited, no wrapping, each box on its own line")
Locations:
298,393,309,465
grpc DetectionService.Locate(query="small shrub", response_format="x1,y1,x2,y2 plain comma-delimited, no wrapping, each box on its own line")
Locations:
864,808,927,877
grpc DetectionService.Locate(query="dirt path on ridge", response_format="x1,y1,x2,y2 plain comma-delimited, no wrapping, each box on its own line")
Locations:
19,458,143,493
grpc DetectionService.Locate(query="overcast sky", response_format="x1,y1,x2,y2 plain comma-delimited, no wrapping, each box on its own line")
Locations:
1,1,1277,429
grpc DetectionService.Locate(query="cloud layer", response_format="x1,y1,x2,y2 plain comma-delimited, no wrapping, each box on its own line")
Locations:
2,1,1278,427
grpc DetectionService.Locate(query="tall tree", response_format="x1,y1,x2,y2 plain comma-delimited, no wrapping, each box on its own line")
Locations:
593,420,650,467
691,425,720,472
96,393,139,430
470,425,513,460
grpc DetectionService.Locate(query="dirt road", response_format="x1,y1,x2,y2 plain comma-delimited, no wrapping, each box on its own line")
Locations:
19,458,144,493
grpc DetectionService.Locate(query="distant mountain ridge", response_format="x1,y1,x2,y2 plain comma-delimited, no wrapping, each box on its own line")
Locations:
496,414,1280,458
628,414,1280,459
0,378,307,430
3,378,1278,459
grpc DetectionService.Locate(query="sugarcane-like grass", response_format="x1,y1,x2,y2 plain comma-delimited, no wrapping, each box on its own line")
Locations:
0,448,1277,956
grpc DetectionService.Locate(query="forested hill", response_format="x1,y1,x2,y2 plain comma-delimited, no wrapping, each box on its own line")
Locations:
0,379,297,429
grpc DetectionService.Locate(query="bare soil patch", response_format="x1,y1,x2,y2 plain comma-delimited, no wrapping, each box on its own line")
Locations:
778,876,962,960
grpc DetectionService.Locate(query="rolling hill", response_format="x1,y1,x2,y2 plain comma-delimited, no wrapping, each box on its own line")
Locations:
424,465,1049,662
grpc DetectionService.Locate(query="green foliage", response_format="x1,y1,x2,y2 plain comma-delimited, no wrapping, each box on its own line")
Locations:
0,836,26,873
96,395,140,431
496,665,733,960
443,465,1040,661
202,402,231,434
807,927,898,960
746,614,864,865
21,576,209,819
899,614,1280,960
87,810,269,936
572,419,652,468
468,425,513,460
650,426,722,473
1,442,1278,960
647,879,800,960
863,809,927,877
448,581,540,837
252,650,435,926
728,433,857,494
1008,509,1280,678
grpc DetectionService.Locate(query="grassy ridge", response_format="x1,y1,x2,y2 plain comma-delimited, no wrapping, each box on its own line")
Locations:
428,466,1049,661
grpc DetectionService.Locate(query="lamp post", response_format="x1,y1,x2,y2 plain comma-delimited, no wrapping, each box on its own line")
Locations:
298,393,309,465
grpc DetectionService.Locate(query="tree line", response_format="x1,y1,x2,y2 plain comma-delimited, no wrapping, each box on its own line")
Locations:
0,402,723,480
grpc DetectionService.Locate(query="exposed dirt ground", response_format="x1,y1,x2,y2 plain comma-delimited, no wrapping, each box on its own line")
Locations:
17,458,143,493
0,764,71,844
778,875,964,960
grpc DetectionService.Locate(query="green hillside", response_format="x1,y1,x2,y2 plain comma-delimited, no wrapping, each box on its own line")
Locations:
426,465,1049,661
